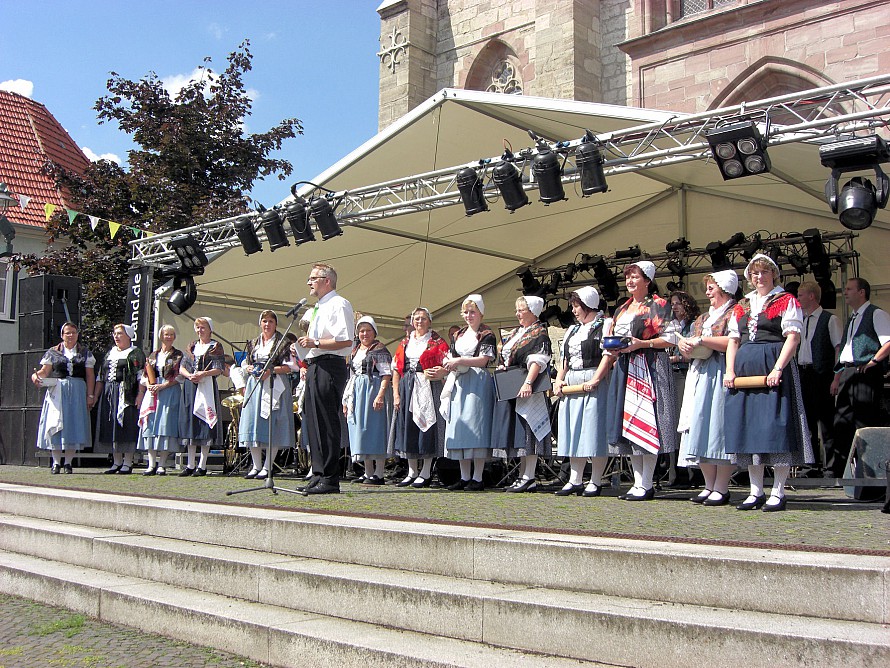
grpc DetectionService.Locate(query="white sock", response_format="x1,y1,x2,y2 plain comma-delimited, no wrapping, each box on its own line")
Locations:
459,459,471,481
199,445,211,469
157,453,169,471
122,452,134,468
250,446,263,471
714,465,734,495
373,457,386,478
63,449,76,466
522,455,538,480
419,458,433,480
51,450,63,466
472,457,485,482
640,454,657,490
569,458,585,485
407,458,420,479
748,464,765,499
187,444,198,469
770,465,790,499
113,453,123,467
146,449,157,469
261,447,277,472
589,457,607,488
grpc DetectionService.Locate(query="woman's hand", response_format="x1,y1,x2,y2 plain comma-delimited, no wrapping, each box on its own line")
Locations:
30,372,42,388
766,367,782,388
723,372,736,389
518,382,533,399
373,394,385,411
581,378,599,393
424,366,446,380
677,336,696,356
393,392,401,411
552,379,565,397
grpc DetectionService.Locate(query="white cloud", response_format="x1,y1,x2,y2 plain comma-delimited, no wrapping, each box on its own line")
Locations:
207,22,227,40
161,67,217,98
82,147,121,164
0,79,34,97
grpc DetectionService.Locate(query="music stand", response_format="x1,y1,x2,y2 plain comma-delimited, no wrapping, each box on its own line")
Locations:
226,307,304,498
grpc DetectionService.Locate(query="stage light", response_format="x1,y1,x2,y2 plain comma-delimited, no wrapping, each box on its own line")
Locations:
787,253,808,275
592,257,619,302
706,239,732,271
740,233,762,260
666,280,685,292
285,197,316,245
167,274,197,315
667,259,686,276
456,166,489,216
234,217,262,255
563,262,577,283
576,131,608,196
493,149,529,212
706,121,771,180
170,236,208,274
665,237,690,253
802,228,831,281
820,135,890,230
818,278,837,310
532,143,566,204
517,268,544,296
309,196,343,240
544,272,561,295
260,208,290,251
614,245,641,260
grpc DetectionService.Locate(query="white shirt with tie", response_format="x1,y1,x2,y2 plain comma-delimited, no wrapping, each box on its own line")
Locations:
837,301,890,364
797,306,842,366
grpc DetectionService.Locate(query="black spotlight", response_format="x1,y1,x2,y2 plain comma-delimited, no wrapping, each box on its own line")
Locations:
285,197,316,245
592,257,619,302
801,228,830,281
740,233,762,260
167,274,197,315
309,196,343,240
706,240,732,271
706,121,771,180
820,135,890,230
532,142,566,204
666,259,686,277
171,236,208,275
665,237,690,253
666,280,685,293
493,149,529,212
614,245,641,260
456,166,489,216
786,253,808,275
539,304,562,325
234,217,262,255
818,278,837,310
260,208,290,251
576,130,608,196
517,268,545,297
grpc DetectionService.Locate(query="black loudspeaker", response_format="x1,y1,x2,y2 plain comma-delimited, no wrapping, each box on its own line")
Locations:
18,275,81,351
0,350,46,407
0,407,40,465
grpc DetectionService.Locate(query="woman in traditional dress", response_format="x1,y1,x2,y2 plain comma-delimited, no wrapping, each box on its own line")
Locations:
32,322,96,474
238,310,294,479
343,316,393,485
493,295,552,493
94,324,146,474
676,271,738,505
724,254,812,512
599,261,679,500
179,317,225,476
391,307,450,487
138,325,183,476
552,287,610,497
440,294,497,492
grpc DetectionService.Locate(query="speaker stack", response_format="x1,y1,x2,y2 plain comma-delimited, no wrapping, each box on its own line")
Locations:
18,274,82,351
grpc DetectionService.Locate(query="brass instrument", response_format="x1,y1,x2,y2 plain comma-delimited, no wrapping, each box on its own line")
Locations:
222,394,244,468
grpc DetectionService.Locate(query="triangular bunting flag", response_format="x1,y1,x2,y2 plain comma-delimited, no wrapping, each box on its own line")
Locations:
88,216,99,231
129,226,141,237
18,195,29,211
44,203,57,221
108,221,121,239
67,209,78,224
144,231,155,237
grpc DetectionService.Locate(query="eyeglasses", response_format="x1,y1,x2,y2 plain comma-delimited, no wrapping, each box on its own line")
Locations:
307,276,326,282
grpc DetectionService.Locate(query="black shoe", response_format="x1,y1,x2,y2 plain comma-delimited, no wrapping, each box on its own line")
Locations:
302,482,340,496
465,480,485,492
351,476,368,484
690,490,712,504
555,483,585,497
395,476,415,488
143,465,158,477
363,476,385,486
447,479,469,491
194,468,207,477
507,479,536,493
411,477,431,488
104,466,121,474
297,476,321,492
702,491,731,507
244,468,259,479
51,464,61,475
582,484,602,498
762,495,787,512
179,468,195,477
62,464,73,475
736,493,767,511
118,466,133,475
623,487,655,501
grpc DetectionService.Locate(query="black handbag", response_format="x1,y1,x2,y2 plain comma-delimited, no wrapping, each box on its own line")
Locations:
494,366,551,401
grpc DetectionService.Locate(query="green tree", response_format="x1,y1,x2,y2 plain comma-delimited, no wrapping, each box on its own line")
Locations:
15,40,301,354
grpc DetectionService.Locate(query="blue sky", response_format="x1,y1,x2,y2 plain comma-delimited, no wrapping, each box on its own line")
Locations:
1,0,383,207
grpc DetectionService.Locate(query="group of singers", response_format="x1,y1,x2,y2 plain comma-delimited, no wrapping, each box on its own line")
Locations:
32,254,866,511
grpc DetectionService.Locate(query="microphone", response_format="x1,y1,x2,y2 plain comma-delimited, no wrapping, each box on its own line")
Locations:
285,297,308,319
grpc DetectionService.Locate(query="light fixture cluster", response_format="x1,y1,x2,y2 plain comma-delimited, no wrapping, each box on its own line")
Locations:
820,135,890,230
161,235,208,315
705,121,771,180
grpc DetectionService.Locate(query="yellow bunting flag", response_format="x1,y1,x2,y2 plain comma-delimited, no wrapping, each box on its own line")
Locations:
44,203,57,221
67,209,78,224
108,221,121,239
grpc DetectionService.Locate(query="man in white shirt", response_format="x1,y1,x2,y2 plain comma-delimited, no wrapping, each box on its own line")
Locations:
829,278,890,478
795,281,842,477
297,263,354,494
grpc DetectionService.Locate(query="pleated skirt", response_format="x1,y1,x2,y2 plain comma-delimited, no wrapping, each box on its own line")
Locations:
556,368,609,458
444,368,495,460
36,377,91,450
347,374,392,456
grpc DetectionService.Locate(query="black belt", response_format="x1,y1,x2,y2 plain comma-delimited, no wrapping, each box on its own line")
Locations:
307,354,345,366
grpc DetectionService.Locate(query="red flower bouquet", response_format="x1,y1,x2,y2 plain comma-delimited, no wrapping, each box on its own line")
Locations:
419,343,448,370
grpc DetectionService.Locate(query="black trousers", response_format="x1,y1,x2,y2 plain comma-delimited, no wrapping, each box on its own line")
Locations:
304,355,348,486
833,366,884,478
799,366,836,471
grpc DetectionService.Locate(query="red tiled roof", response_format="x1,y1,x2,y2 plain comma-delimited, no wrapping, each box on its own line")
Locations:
0,90,90,229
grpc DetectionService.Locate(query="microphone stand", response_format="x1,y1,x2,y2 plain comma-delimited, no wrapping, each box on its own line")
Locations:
226,306,305,498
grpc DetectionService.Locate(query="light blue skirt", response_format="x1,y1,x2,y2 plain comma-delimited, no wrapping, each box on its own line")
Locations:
138,384,183,452
347,375,392,456
36,377,91,450
444,368,495,460
678,354,732,465
238,375,295,448
557,368,609,458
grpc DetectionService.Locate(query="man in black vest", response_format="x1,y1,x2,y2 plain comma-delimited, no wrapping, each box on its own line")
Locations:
796,281,842,476
830,278,890,478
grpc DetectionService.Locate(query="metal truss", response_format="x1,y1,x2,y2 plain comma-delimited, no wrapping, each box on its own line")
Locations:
131,75,890,269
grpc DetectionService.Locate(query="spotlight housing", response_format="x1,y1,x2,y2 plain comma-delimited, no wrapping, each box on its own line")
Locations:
532,143,566,204
285,197,316,245
167,274,197,315
456,166,489,216
170,236,208,274
310,196,343,240
614,245,641,260
592,257,619,302
234,217,262,255
665,237,690,253
706,239,733,271
576,131,608,196
820,135,890,230
493,149,529,212
740,233,762,260
706,121,771,180
260,208,290,251
517,268,545,297
801,228,831,282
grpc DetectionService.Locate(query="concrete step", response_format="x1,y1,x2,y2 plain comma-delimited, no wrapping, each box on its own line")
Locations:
1,483,887,624
0,549,602,668
1,512,888,668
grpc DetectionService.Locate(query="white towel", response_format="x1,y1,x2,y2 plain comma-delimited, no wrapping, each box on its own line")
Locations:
343,374,357,424
622,353,660,454
259,374,288,420
44,382,64,436
193,376,218,428
516,392,551,442
138,389,157,429
411,372,437,432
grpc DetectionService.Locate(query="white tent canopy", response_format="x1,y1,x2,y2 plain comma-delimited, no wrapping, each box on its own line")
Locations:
153,85,890,346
